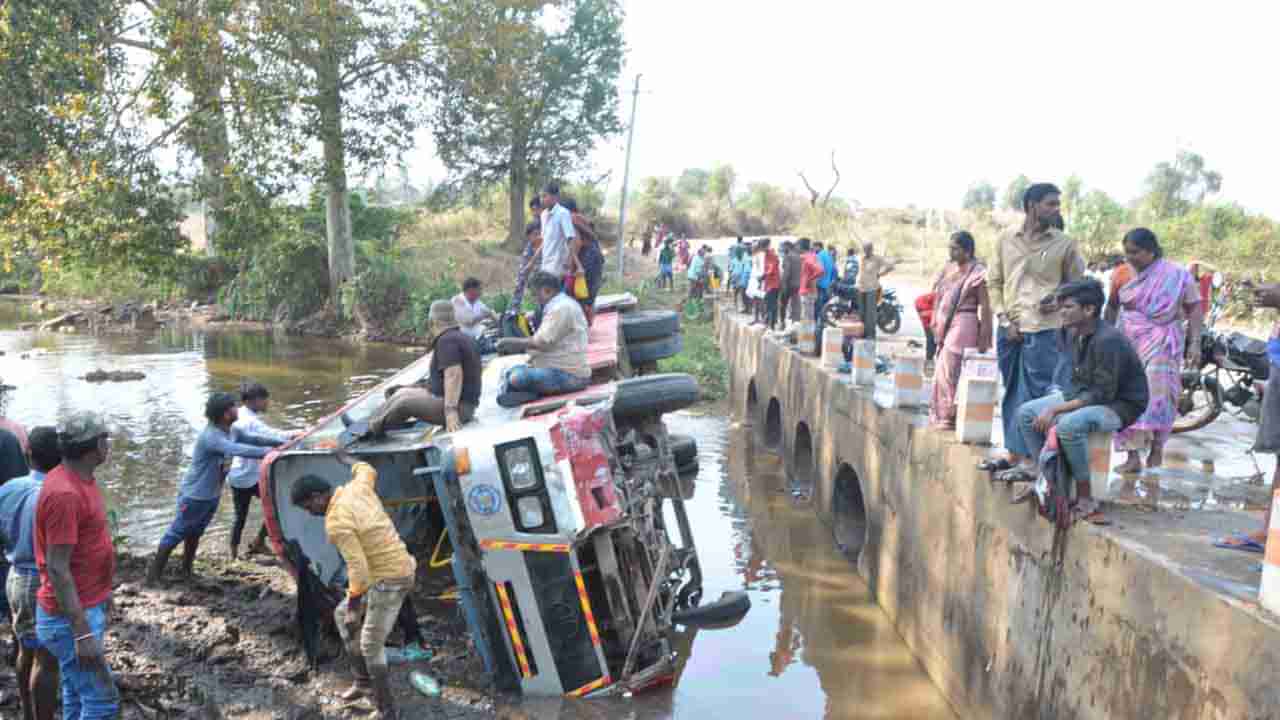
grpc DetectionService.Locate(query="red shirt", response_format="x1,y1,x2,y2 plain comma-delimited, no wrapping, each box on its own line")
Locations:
35,465,116,613
762,250,780,292
799,252,823,295
915,292,936,327
1197,274,1212,310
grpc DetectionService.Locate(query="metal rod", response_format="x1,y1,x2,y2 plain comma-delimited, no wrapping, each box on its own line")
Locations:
616,74,641,280
620,542,669,682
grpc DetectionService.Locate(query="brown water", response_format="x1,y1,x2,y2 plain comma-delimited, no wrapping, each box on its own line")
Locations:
1,299,954,719
0,301,417,543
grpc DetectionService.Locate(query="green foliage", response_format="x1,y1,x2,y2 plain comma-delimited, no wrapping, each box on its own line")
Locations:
676,168,711,198
423,0,625,247
0,150,186,281
219,218,329,322
1068,189,1130,261
657,314,726,401
1003,174,1031,210
1140,151,1222,221
961,182,996,211
0,0,125,170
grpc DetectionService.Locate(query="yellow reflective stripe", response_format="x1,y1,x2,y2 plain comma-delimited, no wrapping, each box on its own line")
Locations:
573,571,603,648
494,583,532,678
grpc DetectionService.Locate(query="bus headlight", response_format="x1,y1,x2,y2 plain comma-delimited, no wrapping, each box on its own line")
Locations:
516,497,545,528
504,445,537,490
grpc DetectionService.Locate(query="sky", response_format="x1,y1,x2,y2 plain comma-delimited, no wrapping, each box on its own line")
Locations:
406,0,1280,216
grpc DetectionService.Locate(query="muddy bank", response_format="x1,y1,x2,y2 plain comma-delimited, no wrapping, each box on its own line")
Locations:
0,548,499,719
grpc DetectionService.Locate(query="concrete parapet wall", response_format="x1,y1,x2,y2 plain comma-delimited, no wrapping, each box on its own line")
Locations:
718,309,1280,720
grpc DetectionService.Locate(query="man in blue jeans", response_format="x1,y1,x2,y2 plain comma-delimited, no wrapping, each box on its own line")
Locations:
495,271,592,407
988,183,1085,468
146,392,285,585
1003,280,1149,499
34,414,118,720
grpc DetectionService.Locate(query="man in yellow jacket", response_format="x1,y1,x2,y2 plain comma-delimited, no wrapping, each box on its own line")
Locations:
292,452,416,719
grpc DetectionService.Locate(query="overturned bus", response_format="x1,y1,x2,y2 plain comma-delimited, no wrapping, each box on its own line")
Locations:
259,305,730,698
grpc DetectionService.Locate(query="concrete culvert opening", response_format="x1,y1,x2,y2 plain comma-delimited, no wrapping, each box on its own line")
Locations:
763,398,782,450
746,379,759,422
792,422,815,498
832,463,867,560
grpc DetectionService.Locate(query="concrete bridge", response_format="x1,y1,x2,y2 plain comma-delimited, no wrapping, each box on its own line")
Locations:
717,308,1280,720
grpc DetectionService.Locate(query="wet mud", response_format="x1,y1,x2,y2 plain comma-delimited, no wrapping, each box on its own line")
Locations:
0,549,496,719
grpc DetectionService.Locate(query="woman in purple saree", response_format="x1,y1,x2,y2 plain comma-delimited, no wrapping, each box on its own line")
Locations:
1109,228,1203,472
929,231,992,429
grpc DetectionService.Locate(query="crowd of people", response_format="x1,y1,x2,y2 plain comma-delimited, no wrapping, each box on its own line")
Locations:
2,177,1279,718
0,179,618,719
707,183,1279,532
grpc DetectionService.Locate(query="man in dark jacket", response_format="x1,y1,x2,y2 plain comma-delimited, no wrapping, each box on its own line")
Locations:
1006,278,1148,486
779,241,802,327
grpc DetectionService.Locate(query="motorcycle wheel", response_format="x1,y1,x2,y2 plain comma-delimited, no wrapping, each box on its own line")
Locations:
1172,377,1223,434
877,304,902,334
822,303,847,328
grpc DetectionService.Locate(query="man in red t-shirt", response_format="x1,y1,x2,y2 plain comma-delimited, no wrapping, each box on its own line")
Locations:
34,413,118,719
798,237,823,298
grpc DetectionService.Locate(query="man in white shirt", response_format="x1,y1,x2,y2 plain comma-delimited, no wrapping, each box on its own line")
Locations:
536,182,577,277
227,382,295,560
451,277,496,340
495,271,591,406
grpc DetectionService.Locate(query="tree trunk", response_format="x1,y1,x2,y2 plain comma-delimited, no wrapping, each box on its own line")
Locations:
319,71,354,298
185,3,231,257
506,159,528,253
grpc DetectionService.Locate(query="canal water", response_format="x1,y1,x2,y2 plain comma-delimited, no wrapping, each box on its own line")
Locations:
0,300,954,719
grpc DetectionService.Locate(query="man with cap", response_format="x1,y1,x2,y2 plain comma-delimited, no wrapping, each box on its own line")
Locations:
364,300,482,437
146,392,286,586
33,413,118,719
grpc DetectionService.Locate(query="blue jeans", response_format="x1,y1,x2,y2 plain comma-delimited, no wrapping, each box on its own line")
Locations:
998,327,1061,457
159,496,220,549
503,365,590,397
1016,392,1123,482
37,602,119,719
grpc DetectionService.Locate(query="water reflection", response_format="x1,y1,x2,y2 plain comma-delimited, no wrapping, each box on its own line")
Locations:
0,307,412,542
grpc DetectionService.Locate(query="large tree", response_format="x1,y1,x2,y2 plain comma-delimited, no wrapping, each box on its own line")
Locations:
423,0,625,250
226,0,429,295
1003,174,1031,211
1142,150,1221,220
961,181,996,211
0,0,185,279
118,0,236,255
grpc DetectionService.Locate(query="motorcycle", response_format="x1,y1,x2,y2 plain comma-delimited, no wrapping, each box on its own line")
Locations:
1173,281,1269,433
821,283,904,335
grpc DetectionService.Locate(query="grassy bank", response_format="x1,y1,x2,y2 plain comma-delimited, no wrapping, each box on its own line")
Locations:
602,269,730,406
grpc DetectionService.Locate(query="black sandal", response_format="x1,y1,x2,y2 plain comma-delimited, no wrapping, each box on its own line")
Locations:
994,467,1036,484
978,457,1015,473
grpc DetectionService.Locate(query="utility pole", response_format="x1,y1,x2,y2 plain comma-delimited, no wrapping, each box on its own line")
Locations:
616,74,641,280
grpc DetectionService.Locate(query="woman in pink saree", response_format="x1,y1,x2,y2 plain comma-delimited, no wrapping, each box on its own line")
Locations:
929,231,993,429
1110,228,1203,472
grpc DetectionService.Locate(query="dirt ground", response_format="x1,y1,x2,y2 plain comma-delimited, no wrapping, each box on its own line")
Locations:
0,548,501,719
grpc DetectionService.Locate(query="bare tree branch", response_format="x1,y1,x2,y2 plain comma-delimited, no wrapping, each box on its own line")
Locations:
797,170,820,208
113,35,163,54
824,149,840,206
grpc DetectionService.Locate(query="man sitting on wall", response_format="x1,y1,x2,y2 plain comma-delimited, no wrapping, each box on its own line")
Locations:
999,279,1149,524
494,271,592,406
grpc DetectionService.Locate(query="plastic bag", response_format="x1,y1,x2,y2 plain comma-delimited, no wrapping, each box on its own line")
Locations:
573,273,589,300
